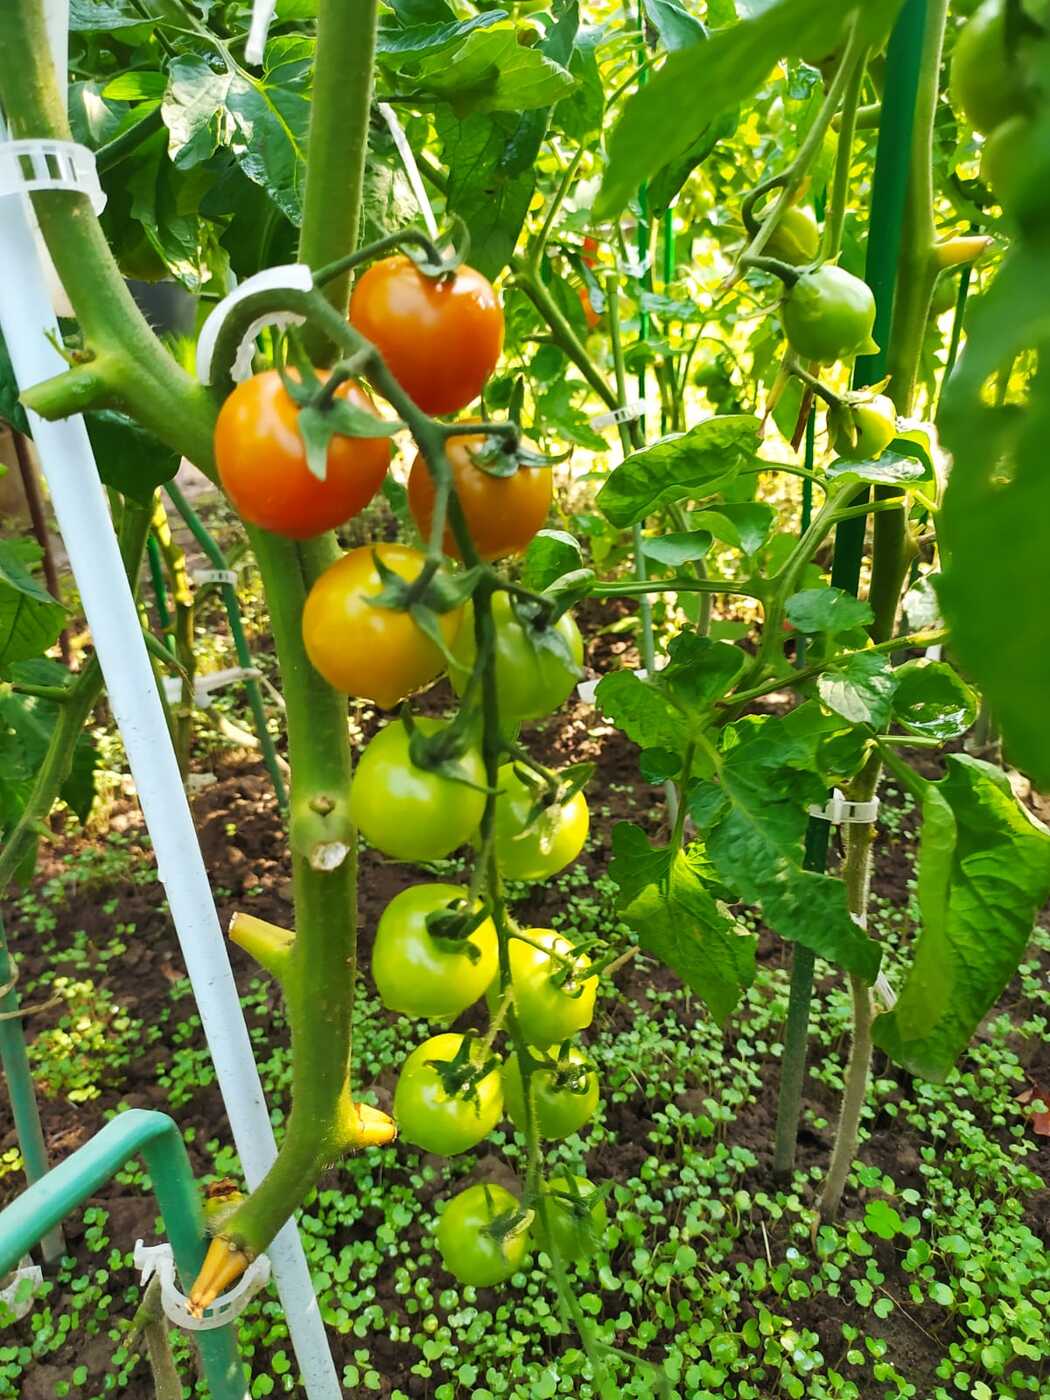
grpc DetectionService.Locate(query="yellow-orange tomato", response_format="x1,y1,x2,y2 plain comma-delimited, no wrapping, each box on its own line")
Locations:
407,429,552,562
349,256,503,415
214,370,390,540
301,542,460,708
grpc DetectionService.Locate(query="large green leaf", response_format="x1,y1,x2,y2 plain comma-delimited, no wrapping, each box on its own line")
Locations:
890,661,978,742
596,415,761,528
642,0,707,50
596,632,745,752
874,757,1050,1080
689,708,882,982
414,26,576,113
0,543,66,671
85,412,180,505
376,12,504,59
69,0,153,30
609,823,755,1025
596,0,902,219
938,247,1050,788
817,652,897,728
786,587,874,636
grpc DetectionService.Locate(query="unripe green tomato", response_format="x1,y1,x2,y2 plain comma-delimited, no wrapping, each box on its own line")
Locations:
502,1046,600,1140
488,928,597,1049
781,265,879,365
765,207,820,266
536,1177,607,1262
980,114,1030,207
372,883,498,1018
450,592,584,723
394,1033,503,1155
436,1183,530,1287
950,1,1027,135
831,394,898,461
490,765,589,881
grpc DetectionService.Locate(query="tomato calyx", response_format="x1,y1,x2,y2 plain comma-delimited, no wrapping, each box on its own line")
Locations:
502,755,594,829
400,707,493,796
273,345,402,483
465,431,569,480
424,898,495,965
367,547,483,667
425,1033,501,1103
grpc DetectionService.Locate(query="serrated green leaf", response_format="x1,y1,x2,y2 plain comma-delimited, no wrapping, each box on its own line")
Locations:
376,12,505,59
608,823,755,1025
0,544,66,669
691,502,775,555
596,632,744,754
522,531,583,591
818,652,897,727
874,756,1050,1079
691,710,882,981
415,26,576,113
826,451,928,486
890,661,978,742
85,411,181,504
640,531,713,567
596,415,761,528
786,587,874,636
642,0,707,51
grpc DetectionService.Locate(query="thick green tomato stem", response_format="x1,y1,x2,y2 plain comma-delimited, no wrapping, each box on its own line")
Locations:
510,259,618,411
298,0,379,324
218,527,357,1257
0,1,217,476
312,229,445,291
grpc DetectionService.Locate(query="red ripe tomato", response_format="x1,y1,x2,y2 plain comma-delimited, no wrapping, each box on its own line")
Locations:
577,285,600,330
349,256,504,415
301,542,460,708
214,370,390,540
406,428,552,562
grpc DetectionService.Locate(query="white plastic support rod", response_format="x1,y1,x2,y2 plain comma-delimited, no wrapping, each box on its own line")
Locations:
0,176,340,1398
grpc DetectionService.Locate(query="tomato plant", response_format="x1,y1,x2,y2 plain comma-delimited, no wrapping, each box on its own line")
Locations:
371,883,498,1019
502,1046,599,1141
214,370,390,540
393,1033,503,1156
302,542,460,707
450,593,584,723
490,764,589,882
495,929,598,1050
349,255,503,415
436,1183,530,1287
350,718,486,862
407,429,552,562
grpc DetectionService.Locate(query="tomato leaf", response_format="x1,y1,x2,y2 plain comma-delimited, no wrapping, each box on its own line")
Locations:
817,652,897,728
640,531,713,568
0,543,66,670
597,633,745,753
609,823,755,1025
689,708,883,982
690,502,776,556
786,587,874,636
596,415,761,528
826,451,929,486
522,531,583,591
642,0,708,51
413,26,577,113
85,410,181,503
890,661,978,742
874,756,1050,1080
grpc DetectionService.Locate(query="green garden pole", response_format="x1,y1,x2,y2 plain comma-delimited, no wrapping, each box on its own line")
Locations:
772,0,928,1178
0,1109,248,1398
146,531,175,651
0,914,64,1263
164,483,288,810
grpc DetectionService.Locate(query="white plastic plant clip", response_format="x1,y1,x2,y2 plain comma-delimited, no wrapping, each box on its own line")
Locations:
245,0,278,65
0,140,105,214
589,401,648,430
808,787,881,825
379,103,440,240
194,667,263,709
0,1260,43,1321
134,1240,271,1332
191,568,238,589
195,265,314,386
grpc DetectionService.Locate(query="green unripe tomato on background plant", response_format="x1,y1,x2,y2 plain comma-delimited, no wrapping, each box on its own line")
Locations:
350,717,486,863
536,1177,607,1262
489,765,589,881
765,206,820,266
950,0,1028,135
450,592,584,723
491,928,598,1049
980,114,1031,208
372,884,498,1018
829,394,898,461
436,1183,530,1287
502,1046,600,1140
780,265,879,364
394,1033,503,1156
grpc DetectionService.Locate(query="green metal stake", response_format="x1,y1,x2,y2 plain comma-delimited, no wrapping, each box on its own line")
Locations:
146,531,175,652
0,1109,248,1398
0,914,64,1264
164,483,288,810
772,0,928,1178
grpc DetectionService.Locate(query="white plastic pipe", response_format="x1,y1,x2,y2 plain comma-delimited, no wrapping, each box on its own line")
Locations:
0,164,340,1399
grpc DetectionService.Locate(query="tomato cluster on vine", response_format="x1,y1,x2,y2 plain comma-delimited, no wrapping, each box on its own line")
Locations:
212,244,607,1288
